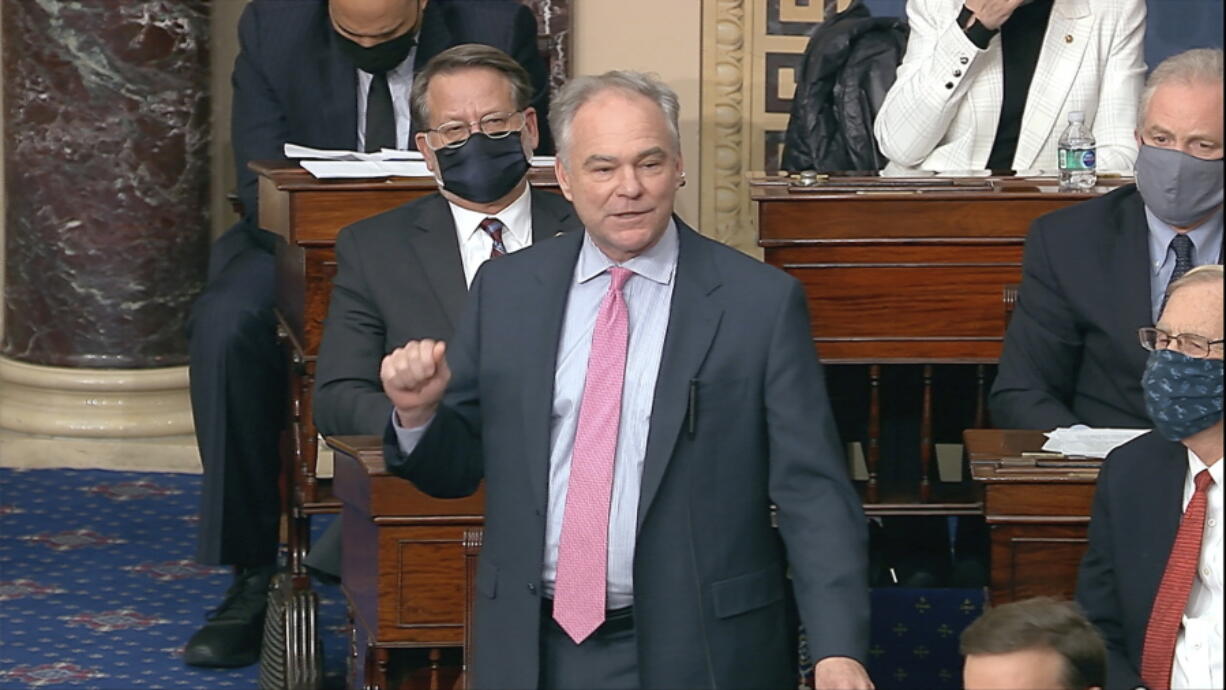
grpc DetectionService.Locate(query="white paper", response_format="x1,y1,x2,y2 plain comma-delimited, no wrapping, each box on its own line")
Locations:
300,160,433,179
284,142,424,162
1040,427,1148,458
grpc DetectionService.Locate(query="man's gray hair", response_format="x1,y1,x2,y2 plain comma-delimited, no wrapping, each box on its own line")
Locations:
1139,48,1224,125
548,70,681,165
410,43,535,129
1167,263,1225,299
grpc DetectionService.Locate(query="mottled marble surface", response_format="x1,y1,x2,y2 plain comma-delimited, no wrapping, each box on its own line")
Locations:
521,0,570,92
3,0,210,368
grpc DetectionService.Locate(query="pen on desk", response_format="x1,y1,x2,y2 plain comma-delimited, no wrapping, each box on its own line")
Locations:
687,379,697,437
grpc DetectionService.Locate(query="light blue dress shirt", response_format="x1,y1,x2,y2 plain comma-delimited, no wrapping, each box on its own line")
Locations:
395,221,679,610
1145,206,1223,322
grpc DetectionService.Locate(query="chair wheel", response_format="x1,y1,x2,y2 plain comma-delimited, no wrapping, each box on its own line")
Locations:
259,572,323,690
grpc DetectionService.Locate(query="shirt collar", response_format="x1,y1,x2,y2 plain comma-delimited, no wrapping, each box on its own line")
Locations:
576,218,679,286
448,183,533,246
1145,206,1225,276
1187,447,1224,486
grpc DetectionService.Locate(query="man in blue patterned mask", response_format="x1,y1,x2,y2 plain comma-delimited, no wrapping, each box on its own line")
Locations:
1077,264,1223,690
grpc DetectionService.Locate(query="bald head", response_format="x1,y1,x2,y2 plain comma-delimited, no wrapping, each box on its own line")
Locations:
329,0,424,47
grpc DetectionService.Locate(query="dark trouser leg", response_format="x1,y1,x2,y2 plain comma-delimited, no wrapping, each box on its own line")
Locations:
539,614,638,690
189,223,285,567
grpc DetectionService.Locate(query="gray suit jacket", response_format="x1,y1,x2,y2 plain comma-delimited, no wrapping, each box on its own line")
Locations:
385,220,869,689
314,188,580,436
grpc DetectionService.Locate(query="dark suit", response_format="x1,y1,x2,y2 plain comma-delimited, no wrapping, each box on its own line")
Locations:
1076,430,1189,690
386,221,870,689
190,0,548,566
315,189,580,435
990,185,1154,430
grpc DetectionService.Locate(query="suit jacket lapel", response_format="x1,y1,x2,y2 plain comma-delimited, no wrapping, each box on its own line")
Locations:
1109,188,1154,375
637,221,724,531
322,26,358,150
414,2,452,71
1014,0,1091,169
520,230,584,513
528,189,580,243
1137,441,1190,609
408,196,468,330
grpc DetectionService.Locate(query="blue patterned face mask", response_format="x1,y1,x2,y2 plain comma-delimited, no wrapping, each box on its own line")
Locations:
1142,349,1224,441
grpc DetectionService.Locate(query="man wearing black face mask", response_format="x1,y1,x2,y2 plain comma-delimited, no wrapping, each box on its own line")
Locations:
990,48,1223,432
183,0,551,669
1077,264,1224,690
307,43,581,581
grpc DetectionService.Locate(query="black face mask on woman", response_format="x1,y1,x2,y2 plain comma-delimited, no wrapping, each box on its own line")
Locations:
434,132,530,204
334,26,417,74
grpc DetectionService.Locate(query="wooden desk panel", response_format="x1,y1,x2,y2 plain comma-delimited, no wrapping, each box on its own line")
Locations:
966,429,1099,604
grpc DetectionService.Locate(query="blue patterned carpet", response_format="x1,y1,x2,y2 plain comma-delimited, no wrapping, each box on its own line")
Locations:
0,466,983,689
0,468,346,689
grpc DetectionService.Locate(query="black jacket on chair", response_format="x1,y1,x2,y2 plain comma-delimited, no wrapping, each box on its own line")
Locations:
781,0,908,173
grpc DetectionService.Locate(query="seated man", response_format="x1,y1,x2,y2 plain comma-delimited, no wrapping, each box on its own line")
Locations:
1077,265,1223,690
306,43,581,573
184,0,549,669
990,48,1223,430
962,597,1106,690
874,0,1145,173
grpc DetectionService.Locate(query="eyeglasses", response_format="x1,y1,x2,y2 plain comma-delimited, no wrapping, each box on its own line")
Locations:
1138,327,1225,359
424,111,525,150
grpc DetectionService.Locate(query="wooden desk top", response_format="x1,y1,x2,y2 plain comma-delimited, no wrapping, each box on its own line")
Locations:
965,429,1101,483
747,172,1132,201
250,159,559,191
327,435,484,521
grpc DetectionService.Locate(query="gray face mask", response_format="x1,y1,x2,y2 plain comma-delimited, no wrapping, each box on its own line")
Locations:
1134,144,1224,227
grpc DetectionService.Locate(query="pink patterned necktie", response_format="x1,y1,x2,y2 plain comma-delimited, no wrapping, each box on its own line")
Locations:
552,266,633,644
1141,469,1214,690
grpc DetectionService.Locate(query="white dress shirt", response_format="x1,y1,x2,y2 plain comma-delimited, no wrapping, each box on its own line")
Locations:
355,48,417,152
1171,450,1223,690
446,184,534,287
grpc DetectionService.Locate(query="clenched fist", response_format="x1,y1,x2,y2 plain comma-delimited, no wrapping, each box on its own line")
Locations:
964,0,1028,31
381,339,451,428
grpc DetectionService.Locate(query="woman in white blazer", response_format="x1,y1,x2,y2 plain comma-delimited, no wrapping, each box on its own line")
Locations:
874,0,1146,174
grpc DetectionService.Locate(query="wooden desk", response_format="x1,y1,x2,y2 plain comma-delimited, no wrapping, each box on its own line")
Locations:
329,436,483,690
965,429,1099,604
753,175,1125,508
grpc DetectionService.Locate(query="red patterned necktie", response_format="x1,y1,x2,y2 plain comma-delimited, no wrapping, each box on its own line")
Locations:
1140,469,1214,690
479,217,507,259
552,266,633,644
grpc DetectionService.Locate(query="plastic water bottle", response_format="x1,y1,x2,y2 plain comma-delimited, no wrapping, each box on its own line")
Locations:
1058,111,1097,190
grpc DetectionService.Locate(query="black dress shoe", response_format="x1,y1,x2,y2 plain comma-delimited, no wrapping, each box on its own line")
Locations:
184,565,275,668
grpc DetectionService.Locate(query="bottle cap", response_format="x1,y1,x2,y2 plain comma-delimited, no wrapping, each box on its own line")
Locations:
1068,111,1085,123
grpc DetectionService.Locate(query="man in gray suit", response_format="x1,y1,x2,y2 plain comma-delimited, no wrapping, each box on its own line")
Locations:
308,44,580,576
380,71,873,689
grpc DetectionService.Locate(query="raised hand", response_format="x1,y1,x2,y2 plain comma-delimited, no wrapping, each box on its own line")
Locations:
964,0,1029,31
380,339,450,428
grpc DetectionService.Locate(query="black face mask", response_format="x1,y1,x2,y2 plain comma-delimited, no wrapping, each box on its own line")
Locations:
334,26,416,74
434,132,529,204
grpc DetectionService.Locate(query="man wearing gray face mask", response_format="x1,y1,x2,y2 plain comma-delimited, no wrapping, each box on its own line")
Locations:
1076,265,1224,690
990,48,1223,432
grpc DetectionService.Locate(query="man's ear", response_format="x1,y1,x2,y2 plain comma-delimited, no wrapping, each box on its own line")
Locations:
521,106,540,155
417,132,438,174
554,157,574,202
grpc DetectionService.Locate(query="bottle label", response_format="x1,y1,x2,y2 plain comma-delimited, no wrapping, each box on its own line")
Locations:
1061,148,1096,171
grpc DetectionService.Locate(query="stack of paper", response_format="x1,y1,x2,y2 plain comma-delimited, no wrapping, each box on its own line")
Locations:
285,143,431,178
1040,427,1148,458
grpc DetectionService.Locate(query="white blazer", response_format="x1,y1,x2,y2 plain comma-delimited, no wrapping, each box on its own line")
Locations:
874,0,1146,174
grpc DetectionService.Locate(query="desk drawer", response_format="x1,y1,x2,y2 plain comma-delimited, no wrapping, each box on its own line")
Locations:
984,483,1095,519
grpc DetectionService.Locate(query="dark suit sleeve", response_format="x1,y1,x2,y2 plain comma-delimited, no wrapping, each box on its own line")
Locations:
230,2,291,222
767,279,870,664
313,226,396,436
989,219,1084,429
1075,458,1143,690
506,4,554,155
382,268,486,498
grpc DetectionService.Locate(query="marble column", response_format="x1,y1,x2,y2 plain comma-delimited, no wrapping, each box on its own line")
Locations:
0,1,208,466
2,0,210,369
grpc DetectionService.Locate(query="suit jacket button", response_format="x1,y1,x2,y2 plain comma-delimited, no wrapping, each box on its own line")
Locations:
945,82,955,90
953,69,962,77
959,56,969,64
527,583,537,594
